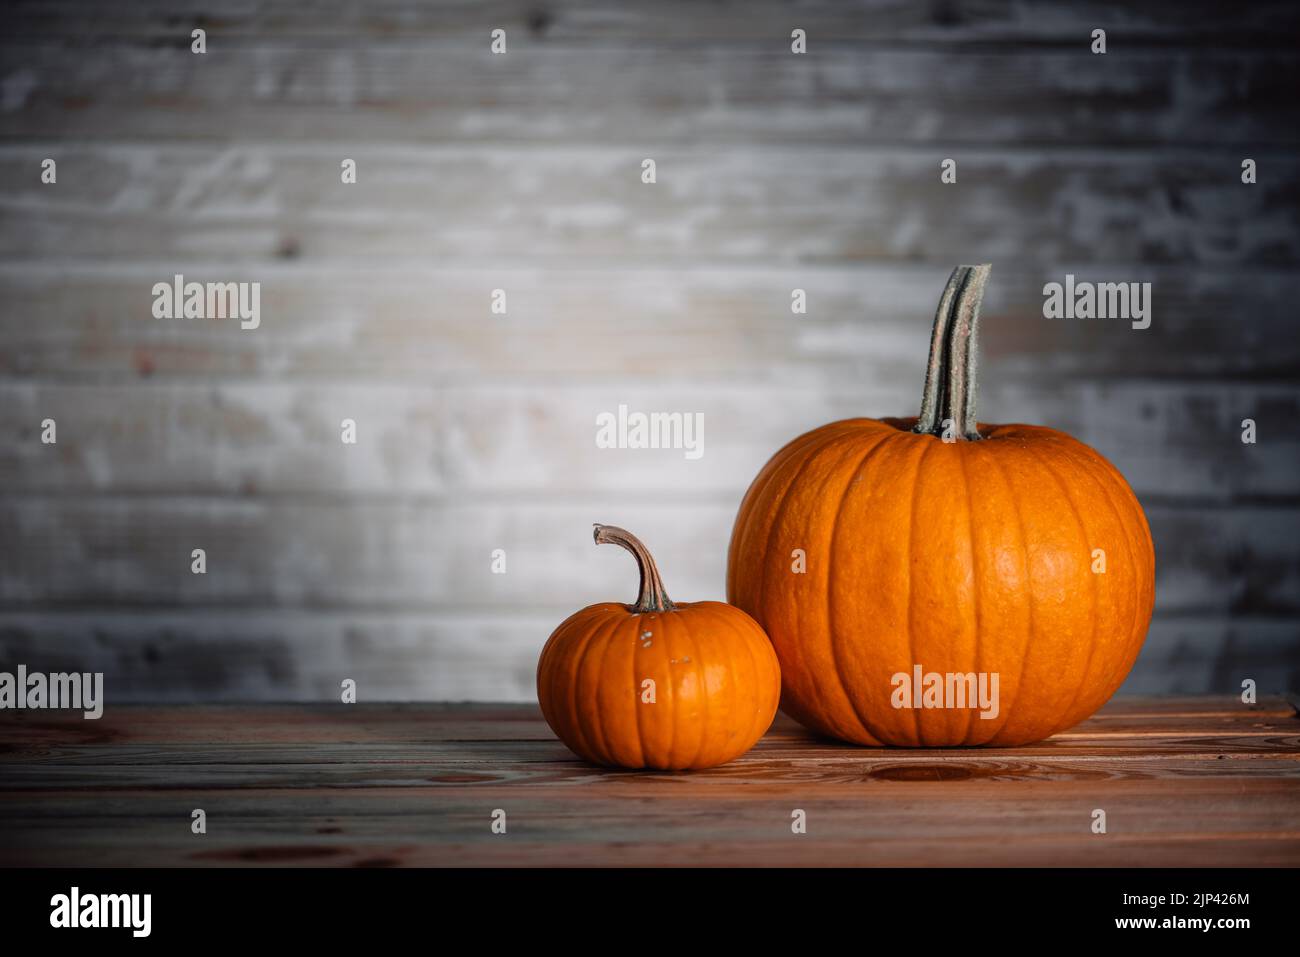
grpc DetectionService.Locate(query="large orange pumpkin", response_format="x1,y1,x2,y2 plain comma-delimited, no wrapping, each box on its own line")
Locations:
538,525,781,769
727,264,1155,747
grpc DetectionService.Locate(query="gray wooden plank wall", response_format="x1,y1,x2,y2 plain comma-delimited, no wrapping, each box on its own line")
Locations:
0,0,1297,701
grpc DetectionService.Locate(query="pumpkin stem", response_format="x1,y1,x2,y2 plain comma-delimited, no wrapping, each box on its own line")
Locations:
593,524,677,613
914,264,991,441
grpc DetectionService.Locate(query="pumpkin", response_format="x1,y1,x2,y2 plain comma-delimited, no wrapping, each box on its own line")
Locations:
727,264,1155,747
537,524,781,769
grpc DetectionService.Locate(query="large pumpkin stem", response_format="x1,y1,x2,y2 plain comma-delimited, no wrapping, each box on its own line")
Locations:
914,263,992,441
593,524,677,613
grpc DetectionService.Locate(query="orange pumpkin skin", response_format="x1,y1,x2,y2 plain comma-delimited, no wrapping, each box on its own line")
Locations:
538,528,781,770
726,267,1155,747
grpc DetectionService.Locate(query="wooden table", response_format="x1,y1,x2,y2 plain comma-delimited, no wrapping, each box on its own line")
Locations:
1,697,1297,867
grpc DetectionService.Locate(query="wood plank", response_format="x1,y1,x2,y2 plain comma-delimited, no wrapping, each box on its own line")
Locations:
0,609,1293,702
0,497,1295,613
2,264,1296,382
2,381,1295,500
1122,620,1300,696
1,146,1294,265
2,45,1293,147
0,700,1295,867
3,748,1298,791
0,608,561,702
3,703,1296,772
4,830,1299,867
3,0,1296,45
4,697,1296,745
3,782,1296,868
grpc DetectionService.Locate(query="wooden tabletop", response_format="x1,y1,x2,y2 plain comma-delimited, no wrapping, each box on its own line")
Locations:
1,696,1297,867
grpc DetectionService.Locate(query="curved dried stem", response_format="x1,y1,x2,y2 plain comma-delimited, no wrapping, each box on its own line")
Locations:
593,524,677,613
915,264,991,441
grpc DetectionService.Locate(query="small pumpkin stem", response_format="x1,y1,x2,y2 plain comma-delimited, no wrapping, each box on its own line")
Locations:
914,264,992,442
593,524,677,613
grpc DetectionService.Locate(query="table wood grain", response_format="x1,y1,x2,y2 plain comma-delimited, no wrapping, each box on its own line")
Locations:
1,696,1296,867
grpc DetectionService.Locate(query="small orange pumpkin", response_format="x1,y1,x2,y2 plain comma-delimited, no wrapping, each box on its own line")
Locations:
537,525,781,769
727,265,1155,747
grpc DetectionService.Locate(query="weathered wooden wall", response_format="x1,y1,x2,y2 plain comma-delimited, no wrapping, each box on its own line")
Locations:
0,0,1297,701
